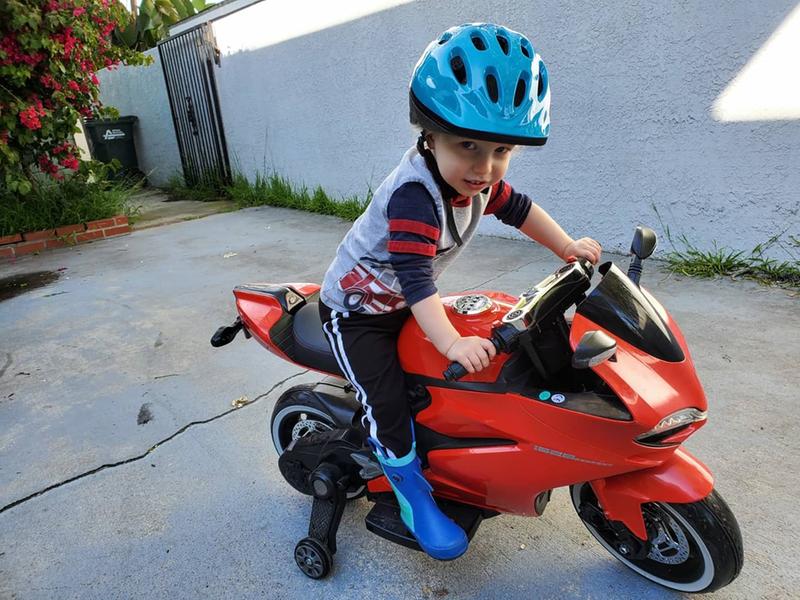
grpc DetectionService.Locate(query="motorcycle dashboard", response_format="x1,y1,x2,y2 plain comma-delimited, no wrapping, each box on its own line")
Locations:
576,262,685,362
502,260,593,333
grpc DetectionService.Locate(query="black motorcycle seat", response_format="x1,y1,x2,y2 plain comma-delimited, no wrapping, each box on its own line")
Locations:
291,301,344,377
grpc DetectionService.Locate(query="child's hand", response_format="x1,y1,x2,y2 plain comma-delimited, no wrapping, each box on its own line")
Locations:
445,336,497,373
563,237,602,264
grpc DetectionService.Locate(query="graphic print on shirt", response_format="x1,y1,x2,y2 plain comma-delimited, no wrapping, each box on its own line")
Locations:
337,258,407,314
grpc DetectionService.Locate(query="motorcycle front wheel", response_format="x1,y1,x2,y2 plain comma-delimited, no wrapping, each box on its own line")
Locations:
571,482,743,593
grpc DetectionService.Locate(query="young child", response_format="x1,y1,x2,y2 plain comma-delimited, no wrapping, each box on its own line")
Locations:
319,23,601,560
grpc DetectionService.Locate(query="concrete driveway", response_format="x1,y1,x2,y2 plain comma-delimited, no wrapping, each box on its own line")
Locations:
0,207,797,599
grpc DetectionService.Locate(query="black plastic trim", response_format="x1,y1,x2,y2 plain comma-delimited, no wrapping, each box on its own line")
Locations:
408,372,632,422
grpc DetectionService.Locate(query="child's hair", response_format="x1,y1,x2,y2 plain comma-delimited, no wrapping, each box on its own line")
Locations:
408,23,551,147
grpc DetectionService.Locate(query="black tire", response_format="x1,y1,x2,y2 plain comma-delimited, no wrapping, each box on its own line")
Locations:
571,482,743,593
270,384,365,499
294,537,332,579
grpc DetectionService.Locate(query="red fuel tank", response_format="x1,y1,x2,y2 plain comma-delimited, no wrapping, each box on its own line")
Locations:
397,291,518,382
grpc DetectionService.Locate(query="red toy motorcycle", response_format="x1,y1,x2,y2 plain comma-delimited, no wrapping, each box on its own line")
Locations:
211,226,743,593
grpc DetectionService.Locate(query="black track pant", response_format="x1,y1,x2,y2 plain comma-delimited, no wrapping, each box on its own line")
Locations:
319,301,413,458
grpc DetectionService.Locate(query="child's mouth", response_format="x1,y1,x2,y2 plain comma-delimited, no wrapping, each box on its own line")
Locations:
464,179,488,190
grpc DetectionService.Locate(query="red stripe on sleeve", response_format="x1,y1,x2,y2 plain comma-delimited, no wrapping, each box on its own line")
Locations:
387,240,437,257
486,181,512,214
389,219,440,240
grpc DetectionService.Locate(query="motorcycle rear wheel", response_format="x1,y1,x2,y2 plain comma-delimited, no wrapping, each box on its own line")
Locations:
571,482,743,593
270,384,365,499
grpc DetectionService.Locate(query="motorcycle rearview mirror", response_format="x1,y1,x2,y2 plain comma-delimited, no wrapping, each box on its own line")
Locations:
572,330,617,369
627,226,658,285
631,226,657,260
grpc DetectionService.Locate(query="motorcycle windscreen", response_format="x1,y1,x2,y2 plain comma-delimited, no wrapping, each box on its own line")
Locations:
576,262,685,362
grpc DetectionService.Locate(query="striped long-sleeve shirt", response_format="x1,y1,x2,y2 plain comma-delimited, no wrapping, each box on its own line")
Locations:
320,146,533,314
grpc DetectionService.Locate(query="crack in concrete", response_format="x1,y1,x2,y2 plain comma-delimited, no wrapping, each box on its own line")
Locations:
0,370,308,515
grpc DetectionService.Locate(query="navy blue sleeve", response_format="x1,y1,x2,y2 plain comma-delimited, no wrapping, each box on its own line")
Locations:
485,180,532,228
386,182,441,306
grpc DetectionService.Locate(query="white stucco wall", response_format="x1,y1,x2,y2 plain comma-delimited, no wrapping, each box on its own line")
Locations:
211,0,799,257
100,0,800,257
96,48,183,187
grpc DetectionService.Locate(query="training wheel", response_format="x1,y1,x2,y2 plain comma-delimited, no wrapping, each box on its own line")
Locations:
294,537,332,579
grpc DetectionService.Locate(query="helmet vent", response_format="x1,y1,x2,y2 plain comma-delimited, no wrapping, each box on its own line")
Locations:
496,34,509,55
486,73,499,103
438,31,453,45
450,55,467,84
520,41,531,58
514,78,527,107
471,35,487,51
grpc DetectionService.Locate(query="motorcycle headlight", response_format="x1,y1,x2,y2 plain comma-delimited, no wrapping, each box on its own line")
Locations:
635,408,707,447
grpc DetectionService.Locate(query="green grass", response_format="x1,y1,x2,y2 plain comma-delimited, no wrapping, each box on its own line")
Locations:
663,233,800,290
164,171,371,222
225,172,371,221
0,166,142,237
164,173,226,202
651,205,800,290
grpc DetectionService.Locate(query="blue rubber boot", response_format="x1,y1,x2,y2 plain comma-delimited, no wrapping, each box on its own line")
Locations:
372,441,468,560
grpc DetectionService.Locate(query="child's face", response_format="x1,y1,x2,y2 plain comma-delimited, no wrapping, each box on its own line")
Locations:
427,133,515,197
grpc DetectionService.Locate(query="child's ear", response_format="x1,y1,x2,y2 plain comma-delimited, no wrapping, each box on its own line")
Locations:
425,133,436,150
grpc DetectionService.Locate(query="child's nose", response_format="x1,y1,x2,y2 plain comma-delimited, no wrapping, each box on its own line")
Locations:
474,154,492,175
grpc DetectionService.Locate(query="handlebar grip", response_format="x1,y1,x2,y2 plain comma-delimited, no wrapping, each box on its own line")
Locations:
443,362,469,382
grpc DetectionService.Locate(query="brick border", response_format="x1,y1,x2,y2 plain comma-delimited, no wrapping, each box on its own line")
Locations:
0,215,130,259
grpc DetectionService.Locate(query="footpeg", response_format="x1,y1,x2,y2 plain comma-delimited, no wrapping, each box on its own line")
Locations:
364,492,484,551
350,451,382,479
210,316,250,347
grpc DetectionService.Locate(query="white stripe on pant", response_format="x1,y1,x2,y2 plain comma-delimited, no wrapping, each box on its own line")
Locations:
322,309,396,459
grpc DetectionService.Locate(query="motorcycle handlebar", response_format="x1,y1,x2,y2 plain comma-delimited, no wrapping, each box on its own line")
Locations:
442,335,504,382
443,361,469,382
442,258,593,382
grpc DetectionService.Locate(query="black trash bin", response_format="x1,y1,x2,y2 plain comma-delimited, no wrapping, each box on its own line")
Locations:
83,115,142,179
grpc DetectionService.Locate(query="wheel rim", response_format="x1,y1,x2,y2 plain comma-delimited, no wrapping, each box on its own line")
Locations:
272,405,335,454
295,543,326,578
572,483,715,592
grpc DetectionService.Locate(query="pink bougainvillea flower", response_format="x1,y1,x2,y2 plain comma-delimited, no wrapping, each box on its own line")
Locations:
20,106,43,130
38,154,59,174
60,155,80,170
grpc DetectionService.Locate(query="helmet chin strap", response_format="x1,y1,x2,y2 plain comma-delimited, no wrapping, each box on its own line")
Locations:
416,132,427,154
417,132,464,248
444,195,463,247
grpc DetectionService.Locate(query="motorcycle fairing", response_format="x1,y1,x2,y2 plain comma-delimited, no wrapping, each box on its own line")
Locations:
234,282,344,376
368,381,675,515
570,292,708,430
590,447,714,539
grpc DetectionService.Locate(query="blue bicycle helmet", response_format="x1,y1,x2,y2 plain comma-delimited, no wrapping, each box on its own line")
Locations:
410,23,550,146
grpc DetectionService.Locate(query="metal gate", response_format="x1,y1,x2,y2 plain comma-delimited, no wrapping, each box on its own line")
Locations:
158,24,231,187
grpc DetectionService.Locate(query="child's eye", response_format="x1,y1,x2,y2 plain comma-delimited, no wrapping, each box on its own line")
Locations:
459,141,477,150
495,146,512,154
